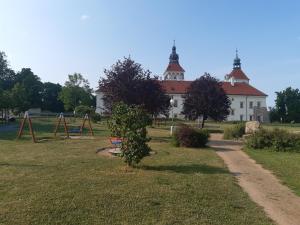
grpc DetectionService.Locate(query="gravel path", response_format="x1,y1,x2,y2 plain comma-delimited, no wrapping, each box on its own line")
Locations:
209,133,300,225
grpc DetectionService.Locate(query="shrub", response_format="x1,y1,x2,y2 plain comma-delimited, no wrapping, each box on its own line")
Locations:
245,128,273,149
75,105,93,117
91,113,101,123
75,105,101,123
172,125,209,148
107,102,152,166
223,123,245,140
245,128,300,152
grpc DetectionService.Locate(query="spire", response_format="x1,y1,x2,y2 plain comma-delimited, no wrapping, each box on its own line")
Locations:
233,49,241,69
169,41,179,64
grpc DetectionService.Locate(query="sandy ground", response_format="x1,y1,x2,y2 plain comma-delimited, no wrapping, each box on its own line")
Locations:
209,133,300,225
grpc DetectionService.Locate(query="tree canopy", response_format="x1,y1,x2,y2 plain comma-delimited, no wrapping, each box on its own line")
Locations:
59,73,94,111
183,73,231,128
0,51,16,90
41,82,64,112
99,57,170,116
0,50,95,116
270,87,300,123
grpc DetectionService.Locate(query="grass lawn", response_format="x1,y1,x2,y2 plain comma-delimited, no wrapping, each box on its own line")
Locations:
0,119,274,225
245,148,300,196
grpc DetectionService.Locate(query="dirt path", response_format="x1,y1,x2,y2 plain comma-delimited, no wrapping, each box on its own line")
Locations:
209,133,300,225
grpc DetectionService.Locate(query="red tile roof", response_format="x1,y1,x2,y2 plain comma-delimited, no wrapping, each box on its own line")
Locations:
227,68,249,80
166,63,185,72
221,82,267,96
160,80,267,96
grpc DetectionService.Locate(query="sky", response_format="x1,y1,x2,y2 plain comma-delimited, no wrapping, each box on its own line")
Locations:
1,0,300,107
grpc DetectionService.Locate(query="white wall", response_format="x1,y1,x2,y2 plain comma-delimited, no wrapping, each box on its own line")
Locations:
164,71,184,80
95,92,105,114
168,94,185,118
96,91,267,122
226,95,267,121
167,94,267,121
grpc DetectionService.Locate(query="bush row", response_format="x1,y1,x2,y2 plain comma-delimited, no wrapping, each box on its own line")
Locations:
245,128,300,152
172,124,210,148
223,123,245,140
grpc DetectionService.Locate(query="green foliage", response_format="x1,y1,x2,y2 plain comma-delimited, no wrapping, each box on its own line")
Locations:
245,128,300,151
15,68,43,109
75,105,101,123
223,123,245,140
0,51,16,90
272,87,300,123
99,57,170,116
107,102,152,166
172,124,210,148
41,82,64,112
182,73,231,128
59,73,94,111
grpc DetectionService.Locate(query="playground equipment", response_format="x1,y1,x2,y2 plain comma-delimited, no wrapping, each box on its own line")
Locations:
54,113,94,138
53,113,69,138
17,111,94,143
17,111,36,143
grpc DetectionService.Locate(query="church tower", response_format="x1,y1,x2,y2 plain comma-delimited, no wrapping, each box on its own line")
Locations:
164,42,185,80
225,50,250,84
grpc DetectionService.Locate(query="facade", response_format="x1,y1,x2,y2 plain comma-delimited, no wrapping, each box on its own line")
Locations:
96,45,268,122
161,47,268,122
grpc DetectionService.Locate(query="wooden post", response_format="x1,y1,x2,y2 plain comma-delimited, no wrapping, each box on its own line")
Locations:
54,113,69,138
17,111,36,143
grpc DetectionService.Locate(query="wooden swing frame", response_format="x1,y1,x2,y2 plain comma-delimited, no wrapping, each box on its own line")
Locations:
17,111,36,143
17,112,94,142
80,114,94,136
53,113,94,138
53,113,69,138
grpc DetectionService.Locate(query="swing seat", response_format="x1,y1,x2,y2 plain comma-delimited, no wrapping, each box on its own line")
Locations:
69,126,81,134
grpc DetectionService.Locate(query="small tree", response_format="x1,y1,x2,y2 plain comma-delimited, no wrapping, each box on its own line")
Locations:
108,102,152,166
183,73,231,128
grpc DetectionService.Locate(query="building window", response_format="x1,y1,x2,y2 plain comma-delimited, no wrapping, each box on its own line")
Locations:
257,115,261,122
249,101,253,109
240,102,244,108
174,99,178,107
240,115,244,121
174,113,178,118
250,115,253,121
231,109,235,115
231,98,234,101
257,101,261,108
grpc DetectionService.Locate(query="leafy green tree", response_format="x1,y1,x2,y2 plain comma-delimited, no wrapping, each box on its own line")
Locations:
10,83,30,114
99,57,170,116
59,73,94,111
41,82,64,112
15,68,43,109
0,51,16,90
108,102,152,167
183,73,231,128
273,87,300,123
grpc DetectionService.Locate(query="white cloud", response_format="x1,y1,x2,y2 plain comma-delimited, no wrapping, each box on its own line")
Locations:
80,14,90,21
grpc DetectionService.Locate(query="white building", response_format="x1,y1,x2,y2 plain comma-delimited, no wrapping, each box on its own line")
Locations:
96,45,268,122
161,46,268,122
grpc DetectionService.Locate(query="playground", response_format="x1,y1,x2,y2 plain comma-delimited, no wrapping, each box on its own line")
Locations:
0,118,274,225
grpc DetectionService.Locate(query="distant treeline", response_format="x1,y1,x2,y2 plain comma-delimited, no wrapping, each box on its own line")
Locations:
0,51,95,118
